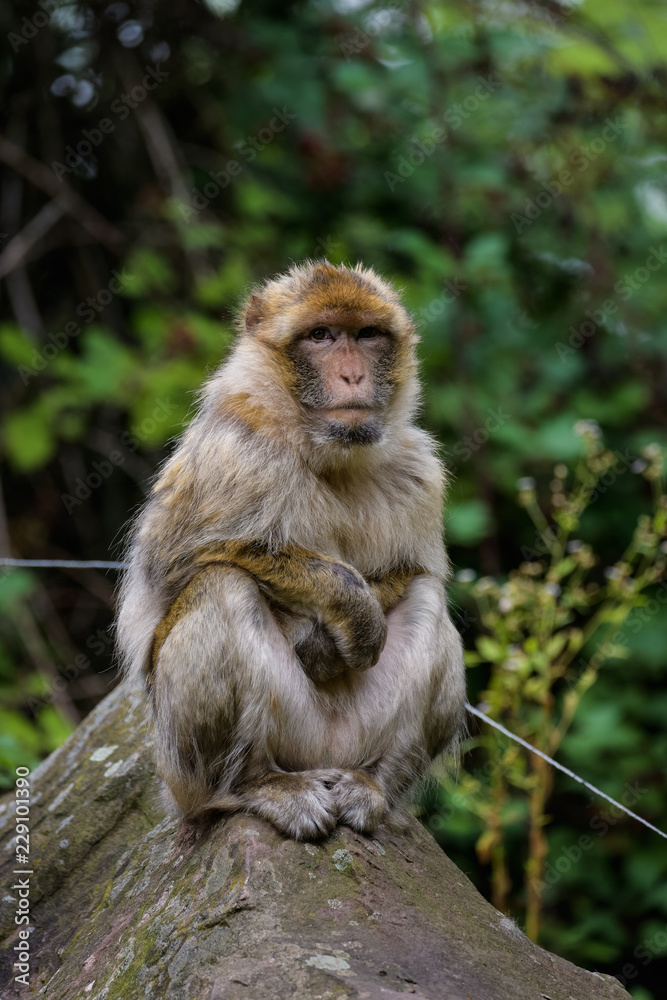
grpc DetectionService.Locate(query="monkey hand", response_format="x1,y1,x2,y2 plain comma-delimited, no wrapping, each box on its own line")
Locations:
324,566,388,673
294,621,349,682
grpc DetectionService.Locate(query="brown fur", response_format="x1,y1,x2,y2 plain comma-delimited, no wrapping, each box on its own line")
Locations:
116,261,466,840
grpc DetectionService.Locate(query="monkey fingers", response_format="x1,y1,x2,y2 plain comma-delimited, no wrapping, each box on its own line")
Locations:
235,769,386,840
293,621,348,682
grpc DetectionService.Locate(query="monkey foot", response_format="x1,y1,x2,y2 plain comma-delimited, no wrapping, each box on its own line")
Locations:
329,769,386,834
238,771,339,841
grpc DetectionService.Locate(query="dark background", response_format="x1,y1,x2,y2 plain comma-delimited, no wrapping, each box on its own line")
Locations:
0,2,666,996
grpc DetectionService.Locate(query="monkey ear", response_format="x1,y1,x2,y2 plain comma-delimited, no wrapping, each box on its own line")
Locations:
244,293,264,332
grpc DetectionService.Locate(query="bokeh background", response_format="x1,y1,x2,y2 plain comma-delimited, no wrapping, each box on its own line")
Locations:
1,1,666,995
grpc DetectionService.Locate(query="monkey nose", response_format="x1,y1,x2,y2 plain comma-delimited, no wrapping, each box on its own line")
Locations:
341,373,364,385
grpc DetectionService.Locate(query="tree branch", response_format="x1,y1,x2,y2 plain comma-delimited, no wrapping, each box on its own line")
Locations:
0,135,125,253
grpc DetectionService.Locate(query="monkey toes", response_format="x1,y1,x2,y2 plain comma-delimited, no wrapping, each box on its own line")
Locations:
330,769,386,834
238,771,339,841
238,769,387,841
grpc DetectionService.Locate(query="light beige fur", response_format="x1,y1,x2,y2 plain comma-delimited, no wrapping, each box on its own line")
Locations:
116,261,466,840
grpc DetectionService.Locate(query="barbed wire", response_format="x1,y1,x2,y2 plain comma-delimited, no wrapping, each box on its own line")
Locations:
1,556,665,840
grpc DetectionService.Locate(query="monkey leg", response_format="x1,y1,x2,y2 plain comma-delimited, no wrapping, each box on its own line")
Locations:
150,565,463,837
246,575,464,839
236,770,336,840
150,563,271,818
328,769,387,833
349,574,466,820
234,575,464,838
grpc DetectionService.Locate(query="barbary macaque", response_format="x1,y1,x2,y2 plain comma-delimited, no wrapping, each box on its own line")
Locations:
117,261,465,840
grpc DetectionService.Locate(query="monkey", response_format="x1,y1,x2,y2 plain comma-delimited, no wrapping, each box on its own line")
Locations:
116,260,466,841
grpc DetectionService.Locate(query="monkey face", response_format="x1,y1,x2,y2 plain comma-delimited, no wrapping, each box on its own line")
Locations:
238,263,419,450
285,319,397,446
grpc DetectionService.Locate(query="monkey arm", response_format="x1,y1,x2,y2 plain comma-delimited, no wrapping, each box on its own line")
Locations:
151,540,391,679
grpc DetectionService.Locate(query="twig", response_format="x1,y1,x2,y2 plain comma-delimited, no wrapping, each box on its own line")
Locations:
115,56,211,282
0,199,67,278
0,477,12,558
0,119,44,335
0,133,125,252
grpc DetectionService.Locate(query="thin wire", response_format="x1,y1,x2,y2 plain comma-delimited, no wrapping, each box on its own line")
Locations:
466,702,667,841
0,557,664,840
0,558,128,569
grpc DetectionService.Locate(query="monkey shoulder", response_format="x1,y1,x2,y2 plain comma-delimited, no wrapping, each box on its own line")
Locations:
387,425,446,497
131,420,309,583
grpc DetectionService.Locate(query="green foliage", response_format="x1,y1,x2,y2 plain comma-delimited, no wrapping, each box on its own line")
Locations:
0,572,76,784
0,703,75,787
433,432,665,942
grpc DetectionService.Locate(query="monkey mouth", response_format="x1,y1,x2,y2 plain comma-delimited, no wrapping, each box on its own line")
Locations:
322,404,376,414
319,406,384,447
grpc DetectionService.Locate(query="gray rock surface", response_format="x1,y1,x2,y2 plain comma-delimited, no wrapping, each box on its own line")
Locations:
0,683,631,999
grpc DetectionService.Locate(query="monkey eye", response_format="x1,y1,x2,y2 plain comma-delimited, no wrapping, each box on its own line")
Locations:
357,326,381,339
309,327,331,342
